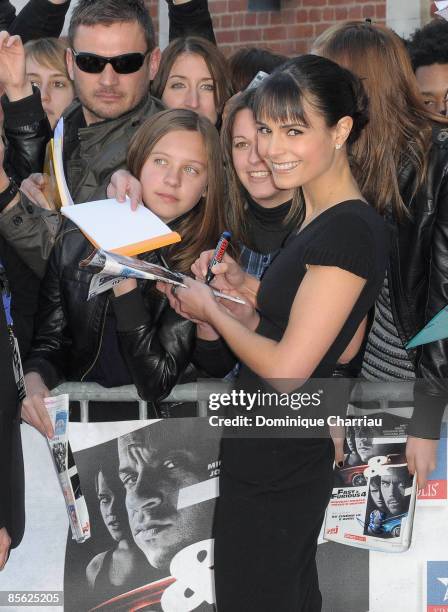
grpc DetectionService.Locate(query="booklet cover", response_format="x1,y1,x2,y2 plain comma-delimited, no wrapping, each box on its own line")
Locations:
324,412,417,553
80,248,246,304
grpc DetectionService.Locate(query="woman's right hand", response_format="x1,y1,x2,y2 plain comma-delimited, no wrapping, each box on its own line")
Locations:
107,169,142,211
191,251,247,293
192,251,259,308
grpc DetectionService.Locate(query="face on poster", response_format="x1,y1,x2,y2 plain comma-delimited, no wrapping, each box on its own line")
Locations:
65,418,221,611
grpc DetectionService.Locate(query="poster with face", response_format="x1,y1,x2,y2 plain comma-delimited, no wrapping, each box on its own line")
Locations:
64,418,221,612
2,418,447,611
363,464,413,540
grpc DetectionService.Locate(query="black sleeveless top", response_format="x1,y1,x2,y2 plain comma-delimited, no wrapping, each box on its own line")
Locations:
222,200,389,486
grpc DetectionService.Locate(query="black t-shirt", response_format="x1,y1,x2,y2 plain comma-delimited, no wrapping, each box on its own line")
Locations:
254,200,388,373
222,200,390,486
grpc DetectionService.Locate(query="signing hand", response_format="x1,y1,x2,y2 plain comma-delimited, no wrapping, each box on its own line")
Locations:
406,436,438,492
107,169,142,211
21,372,54,438
192,250,249,294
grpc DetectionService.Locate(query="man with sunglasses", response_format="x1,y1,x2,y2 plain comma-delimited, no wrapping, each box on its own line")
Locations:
0,0,215,210
0,0,163,207
65,5,161,129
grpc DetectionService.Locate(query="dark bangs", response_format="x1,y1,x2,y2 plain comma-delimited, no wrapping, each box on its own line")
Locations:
253,71,309,127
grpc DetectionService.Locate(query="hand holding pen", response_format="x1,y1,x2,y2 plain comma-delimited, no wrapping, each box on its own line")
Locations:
205,231,232,285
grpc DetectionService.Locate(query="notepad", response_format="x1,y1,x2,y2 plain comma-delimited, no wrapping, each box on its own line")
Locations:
61,198,181,256
406,305,448,349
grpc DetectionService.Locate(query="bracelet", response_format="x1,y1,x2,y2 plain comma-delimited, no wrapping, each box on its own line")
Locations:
0,178,19,213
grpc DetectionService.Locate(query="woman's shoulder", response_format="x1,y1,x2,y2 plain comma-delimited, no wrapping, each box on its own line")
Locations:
317,200,387,243
330,198,382,219
300,200,389,279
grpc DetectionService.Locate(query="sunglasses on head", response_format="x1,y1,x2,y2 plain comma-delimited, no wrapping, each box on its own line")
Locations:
71,49,150,74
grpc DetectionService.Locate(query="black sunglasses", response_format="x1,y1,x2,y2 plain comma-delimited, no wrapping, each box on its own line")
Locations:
71,49,149,74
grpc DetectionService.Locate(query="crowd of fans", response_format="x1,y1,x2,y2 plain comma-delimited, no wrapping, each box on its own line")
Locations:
0,0,447,609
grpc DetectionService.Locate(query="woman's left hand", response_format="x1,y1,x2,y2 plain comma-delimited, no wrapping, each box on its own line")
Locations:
157,277,218,323
406,435,438,491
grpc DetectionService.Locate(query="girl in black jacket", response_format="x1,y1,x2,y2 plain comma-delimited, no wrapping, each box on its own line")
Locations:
22,109,225,429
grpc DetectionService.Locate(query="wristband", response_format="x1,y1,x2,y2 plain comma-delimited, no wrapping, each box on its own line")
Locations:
0,178,19,213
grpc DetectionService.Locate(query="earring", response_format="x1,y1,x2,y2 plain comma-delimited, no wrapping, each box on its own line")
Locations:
335,143,342,150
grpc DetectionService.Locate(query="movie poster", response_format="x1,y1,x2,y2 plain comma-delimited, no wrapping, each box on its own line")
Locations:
325,412,417,552
1,417,447,612
64,418,221,612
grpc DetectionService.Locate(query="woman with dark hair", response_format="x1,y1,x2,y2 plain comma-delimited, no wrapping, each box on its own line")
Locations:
86,458,149,601
222,88,296,278
151,36,232,126
313,21,448,487
160,55,389,610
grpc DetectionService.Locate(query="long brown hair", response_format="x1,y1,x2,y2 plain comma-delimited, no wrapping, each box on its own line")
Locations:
221,89,301,250
314,21,448,219
127,108,225,274
151,37,233,117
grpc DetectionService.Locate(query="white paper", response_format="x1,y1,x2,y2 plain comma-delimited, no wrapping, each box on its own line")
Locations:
52,117,74,207
61,197,178,253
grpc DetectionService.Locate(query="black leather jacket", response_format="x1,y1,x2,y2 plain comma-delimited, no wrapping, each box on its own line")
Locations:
2,87,52,185
389,126,448,438
24,221,197,404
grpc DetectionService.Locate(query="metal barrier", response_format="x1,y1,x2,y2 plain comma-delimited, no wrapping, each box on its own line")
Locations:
51,380,231,422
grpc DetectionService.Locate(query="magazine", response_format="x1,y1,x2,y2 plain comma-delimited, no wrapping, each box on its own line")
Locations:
324,411,417,552
45,394,90,543
80,248,246,304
